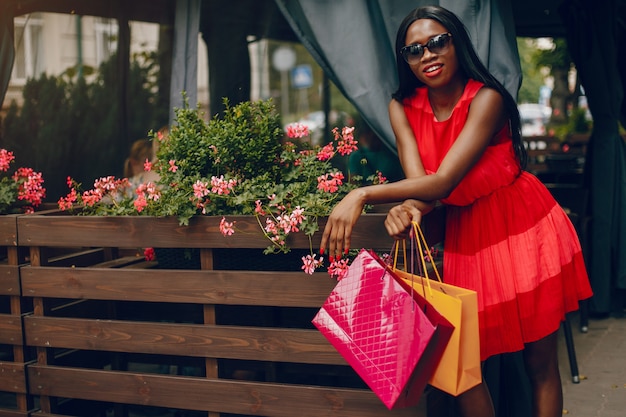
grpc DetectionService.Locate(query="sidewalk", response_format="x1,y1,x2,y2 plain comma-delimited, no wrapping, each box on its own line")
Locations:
560,313,626,416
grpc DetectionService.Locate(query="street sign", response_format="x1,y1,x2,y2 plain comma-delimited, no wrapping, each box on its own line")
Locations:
291,64,313,89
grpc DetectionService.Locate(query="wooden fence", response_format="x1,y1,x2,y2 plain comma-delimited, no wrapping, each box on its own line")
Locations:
0,210,445,417
0,214,34,417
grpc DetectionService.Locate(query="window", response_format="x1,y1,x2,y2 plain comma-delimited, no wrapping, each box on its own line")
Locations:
12,14,44,84
95,18,118,66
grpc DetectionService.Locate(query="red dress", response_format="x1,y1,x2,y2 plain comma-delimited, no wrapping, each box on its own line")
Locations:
403,79,593,360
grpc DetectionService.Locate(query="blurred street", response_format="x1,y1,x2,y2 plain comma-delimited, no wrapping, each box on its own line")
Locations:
559,313,626,417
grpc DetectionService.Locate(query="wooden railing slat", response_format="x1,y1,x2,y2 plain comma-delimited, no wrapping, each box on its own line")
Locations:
0,215,18,246
17,215,392,249
24,316,345,365
0,362,27,393
28,365,422,417
0,313,23,345
0,265,20,295
21,267,336,306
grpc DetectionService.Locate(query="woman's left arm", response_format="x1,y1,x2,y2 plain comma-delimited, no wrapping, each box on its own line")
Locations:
320,87,508,259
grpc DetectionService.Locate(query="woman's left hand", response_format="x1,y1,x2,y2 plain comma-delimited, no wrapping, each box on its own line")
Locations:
385,199,433,239
320,189,366,261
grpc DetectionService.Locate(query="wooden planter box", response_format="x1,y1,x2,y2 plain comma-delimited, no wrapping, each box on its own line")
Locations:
0,214,34,417
16,211,444,417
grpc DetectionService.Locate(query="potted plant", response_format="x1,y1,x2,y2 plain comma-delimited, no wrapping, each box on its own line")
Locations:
57,98,387,276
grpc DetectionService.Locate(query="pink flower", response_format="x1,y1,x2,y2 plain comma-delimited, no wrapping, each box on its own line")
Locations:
210,175,237,195
270,234,285,246
133,182,161,205
286,122,310,139
288,206,306,232
70,176,130,208
334,126,358,156
13,167,46,206
276,214,294,234
328,258,350,280
254,200,266,215
317,174,334,193
144,247,155,261
423,246,439,262
58,188,78,210
144,159,153,171
93,176,129,192
220,217,235,236
133,193,148,213
316,143,335,161
317,171,344,193
264,217,278,235
380,253,391,265
192,180,210,199
81,189,104,207
301,254,323,275
0,149,15,172
168,160,178,172
136,182,160,201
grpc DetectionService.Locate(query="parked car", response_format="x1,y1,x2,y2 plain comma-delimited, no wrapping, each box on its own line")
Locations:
518,103,551,137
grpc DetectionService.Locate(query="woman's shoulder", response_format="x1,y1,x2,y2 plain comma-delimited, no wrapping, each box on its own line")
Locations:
401,86,429,109
465,78,486,96
463,79,505,110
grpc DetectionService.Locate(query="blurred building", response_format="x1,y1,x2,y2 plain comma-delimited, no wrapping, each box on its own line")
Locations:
3,12,209,114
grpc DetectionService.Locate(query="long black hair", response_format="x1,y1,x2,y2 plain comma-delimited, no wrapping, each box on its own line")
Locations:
391,5,526,168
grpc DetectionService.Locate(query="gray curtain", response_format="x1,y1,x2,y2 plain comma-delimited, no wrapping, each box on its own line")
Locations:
0,5,15,108
273,0,521,152
561,0,626,315
169,0,201,125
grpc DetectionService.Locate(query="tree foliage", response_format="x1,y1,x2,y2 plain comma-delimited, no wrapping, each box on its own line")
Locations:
535,38,574,123
517,38,547,104
1,52,168,201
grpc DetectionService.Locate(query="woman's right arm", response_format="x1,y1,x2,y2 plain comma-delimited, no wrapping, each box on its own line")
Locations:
388,99,427,180
386,99,435,236
319,100,432,258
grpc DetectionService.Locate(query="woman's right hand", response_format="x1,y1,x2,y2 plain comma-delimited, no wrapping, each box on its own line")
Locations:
384,199,432,239
320,189,367,262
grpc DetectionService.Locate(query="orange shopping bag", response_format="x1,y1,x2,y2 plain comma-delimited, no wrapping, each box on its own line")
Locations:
393,222,482,396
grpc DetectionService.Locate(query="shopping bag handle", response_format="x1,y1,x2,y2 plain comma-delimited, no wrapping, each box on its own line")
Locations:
392,221,443,292
411,221,442,283
391,222,432,296
392,238,422,294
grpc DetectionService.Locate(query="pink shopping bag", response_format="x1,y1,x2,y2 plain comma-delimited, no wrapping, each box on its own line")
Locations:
312,249,453,409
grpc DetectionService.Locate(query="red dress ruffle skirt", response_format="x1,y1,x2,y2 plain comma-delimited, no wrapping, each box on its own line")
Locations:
443,171,592,360
404,80,593,361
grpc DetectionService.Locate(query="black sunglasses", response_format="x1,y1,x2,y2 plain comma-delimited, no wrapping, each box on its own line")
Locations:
400,33,453,64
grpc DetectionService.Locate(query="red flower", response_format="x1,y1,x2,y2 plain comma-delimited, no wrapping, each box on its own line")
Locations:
144,247,155,261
